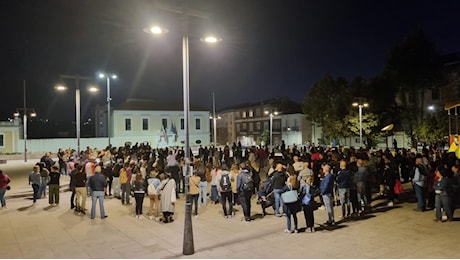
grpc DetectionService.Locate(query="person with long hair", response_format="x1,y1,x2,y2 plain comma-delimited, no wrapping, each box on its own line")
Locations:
133,173,146,219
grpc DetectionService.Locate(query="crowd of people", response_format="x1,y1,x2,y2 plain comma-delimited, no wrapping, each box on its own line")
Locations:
1,140,458,233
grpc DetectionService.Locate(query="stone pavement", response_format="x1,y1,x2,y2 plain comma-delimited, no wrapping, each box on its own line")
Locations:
1,162,460,258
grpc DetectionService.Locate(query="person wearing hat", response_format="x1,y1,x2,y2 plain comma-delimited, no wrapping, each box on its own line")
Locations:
147,170,161,221
272,161,288,217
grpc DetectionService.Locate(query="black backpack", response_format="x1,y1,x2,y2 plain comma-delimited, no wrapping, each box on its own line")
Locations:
241,171,254,192
220,174,232,192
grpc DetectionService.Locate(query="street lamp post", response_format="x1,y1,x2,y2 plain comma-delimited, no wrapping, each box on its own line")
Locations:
145,15,221,256
265,110,279,151
210,92,221,146
99,73,117,147
352,99,369,148
56,74,97,161
14,80,36,162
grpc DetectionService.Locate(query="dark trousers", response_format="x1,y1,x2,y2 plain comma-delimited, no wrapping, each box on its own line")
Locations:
302,204,315,228
220,191,233,216
190,194,199,215
134,193,145,215
350,189,359,214
233,192,239,205
239,191,252,220
106,180,113,195
32,184,40,203
70,187,76,208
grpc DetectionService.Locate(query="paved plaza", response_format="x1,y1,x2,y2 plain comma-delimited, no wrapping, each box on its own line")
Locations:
1,160,460,259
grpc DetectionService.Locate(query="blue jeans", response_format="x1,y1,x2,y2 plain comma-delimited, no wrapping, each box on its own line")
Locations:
285,207,298,230
210,185,219,202
435,194,452,220
32,184,40,203
413,184,426,211
198,181,208,206
274,188,284,215
322,194,335,223
39,177,48,198
0,188,6,207
338,188,351,217
91,191,106,219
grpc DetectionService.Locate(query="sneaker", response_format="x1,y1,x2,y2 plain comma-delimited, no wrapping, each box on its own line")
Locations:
387,201,394,207
283,229,293,233
194,214,199,218
310,227,316,233
294,229,299,233
139,215,144,219
149,216,154,220
102,215,108,219
136,215,139,219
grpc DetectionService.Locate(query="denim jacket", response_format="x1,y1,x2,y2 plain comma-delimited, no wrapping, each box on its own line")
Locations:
433,178,448,196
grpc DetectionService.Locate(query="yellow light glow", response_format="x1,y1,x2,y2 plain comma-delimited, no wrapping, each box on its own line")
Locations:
55,85,67,91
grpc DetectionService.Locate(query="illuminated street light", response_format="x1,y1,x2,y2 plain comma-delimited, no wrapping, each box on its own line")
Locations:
145,14,222,256
265,110,279,151
55,74,98,161
98,72,117,147
14,80,36,162
352,99,369,148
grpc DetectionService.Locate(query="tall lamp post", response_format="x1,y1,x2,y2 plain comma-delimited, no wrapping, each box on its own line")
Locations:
264,110,279,151
145,16,221,256
56,74,98,161
210,92,221,146
98,73,117,147
352,99,369,148
14,80,36,162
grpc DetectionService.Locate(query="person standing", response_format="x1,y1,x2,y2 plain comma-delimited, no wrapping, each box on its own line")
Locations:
69,163,78,209
38,162,49,199
433,166,453,222
119,163,133,205
272,162,288,217
300,176,317,232
147,171,161,221
189,171,201,217
48,165,61,206
237,161,253,222
29,165,42,204
0,170,11,209
74,164,87,214
158,172,176,223
336,160,351,219
133,173,146,219
320,164,335,226
412,155,427,212
281,174,301,233
217,164,234,218
88,168,108,219
194,159,207,207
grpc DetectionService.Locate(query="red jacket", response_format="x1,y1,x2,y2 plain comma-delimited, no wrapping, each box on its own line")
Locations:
0,173,11,189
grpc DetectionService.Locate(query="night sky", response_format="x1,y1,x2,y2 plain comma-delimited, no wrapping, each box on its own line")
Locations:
1,0,460,128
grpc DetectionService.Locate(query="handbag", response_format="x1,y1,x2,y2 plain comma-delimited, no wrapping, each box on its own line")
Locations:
281,185,298,204
394,180,404,195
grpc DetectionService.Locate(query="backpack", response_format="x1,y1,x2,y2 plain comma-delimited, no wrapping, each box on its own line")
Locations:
147,182,157,195
220,174,232,192
241,171,254,192
119,168,128,184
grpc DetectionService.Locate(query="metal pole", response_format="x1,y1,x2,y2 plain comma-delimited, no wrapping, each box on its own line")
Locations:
107,76,111,147
23,80,27,162
270,113,273,151
213,92,217,145
76,77,81,162
359,105,363,148
182,34,194,255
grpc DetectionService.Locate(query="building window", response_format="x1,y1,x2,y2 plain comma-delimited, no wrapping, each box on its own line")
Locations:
236,123,240,132
249,110,253,117
196,118,201,130
249,122,253,132
125,118,131,131
180,118,184,130
162,118,168,130
242,111,247,118
264,121,269,130
0,134,4,147
142,118,149,131
256,122,261,131
242,122,247,130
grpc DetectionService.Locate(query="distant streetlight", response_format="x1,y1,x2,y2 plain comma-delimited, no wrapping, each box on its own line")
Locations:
210,92,221,146
265,110,279,151
14,80,37,162
55,74,98,161
144,11,222,256
352,99,369,148
98,72,117,147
